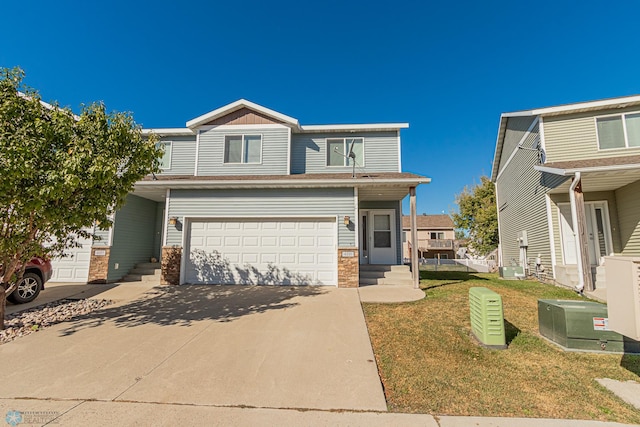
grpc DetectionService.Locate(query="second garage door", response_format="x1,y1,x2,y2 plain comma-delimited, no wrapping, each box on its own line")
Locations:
49,234,93,283
184,218,337,286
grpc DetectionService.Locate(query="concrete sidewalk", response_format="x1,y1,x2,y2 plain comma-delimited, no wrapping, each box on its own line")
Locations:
0,399,634,427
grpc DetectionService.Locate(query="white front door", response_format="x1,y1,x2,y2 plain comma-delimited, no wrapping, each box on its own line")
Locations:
558,202,612,266
368,210,397,264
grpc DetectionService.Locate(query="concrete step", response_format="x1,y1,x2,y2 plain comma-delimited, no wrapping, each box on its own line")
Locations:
359,270,412,280
360,277,414,286
135,262,161,270
130,267,162,275
359,264,410,273
121,274,161,283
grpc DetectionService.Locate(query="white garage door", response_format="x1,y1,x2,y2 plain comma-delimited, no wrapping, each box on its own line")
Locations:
185,218,337,286
49,235,92,283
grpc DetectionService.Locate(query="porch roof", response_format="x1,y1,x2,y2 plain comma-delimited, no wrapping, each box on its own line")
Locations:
134,172,430,202
535,155,640,193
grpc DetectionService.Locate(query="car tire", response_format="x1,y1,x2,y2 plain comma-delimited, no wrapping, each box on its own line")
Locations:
8,272,43,304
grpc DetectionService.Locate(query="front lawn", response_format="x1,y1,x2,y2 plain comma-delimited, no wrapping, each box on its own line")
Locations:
363,271,640,424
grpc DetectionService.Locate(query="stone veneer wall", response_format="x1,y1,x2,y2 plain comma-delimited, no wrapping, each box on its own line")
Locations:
337,247,359,288
88,246,111,284
161,246,182,285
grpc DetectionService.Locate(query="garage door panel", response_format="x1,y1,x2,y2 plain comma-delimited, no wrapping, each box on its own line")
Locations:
298,254,315,264
280,236,296,247
186,218,337,286
261,253,277,263
298,236,315,246
242,253,259,264
224,236,241,246
318,236,334,247
261,236,277,247
279,253,296,264
243,236,259,246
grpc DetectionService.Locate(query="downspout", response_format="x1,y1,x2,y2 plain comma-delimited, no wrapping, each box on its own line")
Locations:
569,172,584,292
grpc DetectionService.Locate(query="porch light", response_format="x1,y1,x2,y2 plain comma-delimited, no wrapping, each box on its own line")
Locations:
169,216,178,226
344,216,350,226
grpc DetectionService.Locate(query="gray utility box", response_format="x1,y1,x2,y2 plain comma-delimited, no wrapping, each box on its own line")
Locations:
538,300,640,353
499,266,524,280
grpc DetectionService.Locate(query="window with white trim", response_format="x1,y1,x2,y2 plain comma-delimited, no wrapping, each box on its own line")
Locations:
224,134,262,164
326,137,364,167
596,112,640,149
156,141,172,170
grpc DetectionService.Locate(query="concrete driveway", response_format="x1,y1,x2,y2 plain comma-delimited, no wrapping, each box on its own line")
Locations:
0,285,386,412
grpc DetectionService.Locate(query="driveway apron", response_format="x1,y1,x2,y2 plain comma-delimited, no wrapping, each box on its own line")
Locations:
0,285,386,412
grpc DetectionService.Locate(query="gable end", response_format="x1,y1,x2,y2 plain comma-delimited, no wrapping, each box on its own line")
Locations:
203,107,286,126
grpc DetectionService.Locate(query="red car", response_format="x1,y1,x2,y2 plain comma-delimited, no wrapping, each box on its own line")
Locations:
7,257,53,304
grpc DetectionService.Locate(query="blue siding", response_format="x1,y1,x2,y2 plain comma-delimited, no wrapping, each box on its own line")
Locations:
197,126,289,175
291,131,399,174
157,136,197,176
166,188,355,247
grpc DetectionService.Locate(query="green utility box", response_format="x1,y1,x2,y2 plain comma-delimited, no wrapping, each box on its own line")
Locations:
499,266,525,280
469,287,506,348
538,300,640,353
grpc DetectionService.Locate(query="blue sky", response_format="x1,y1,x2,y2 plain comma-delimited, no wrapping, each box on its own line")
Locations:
2,1,640,215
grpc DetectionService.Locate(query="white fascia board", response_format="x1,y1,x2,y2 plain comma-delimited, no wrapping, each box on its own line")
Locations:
142,128,195,136
135,177,431,190
491,116,509,182
186,99,299,129
533,165,570,176
534,163,640,176
299,123,409,132
502,94,640,118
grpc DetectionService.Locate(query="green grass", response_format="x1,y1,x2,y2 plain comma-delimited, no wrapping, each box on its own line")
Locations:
363,271,640,423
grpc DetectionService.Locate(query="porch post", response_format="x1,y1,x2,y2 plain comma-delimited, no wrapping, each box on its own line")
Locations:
569,173,593,292
410,187,419,289
575,180,593,291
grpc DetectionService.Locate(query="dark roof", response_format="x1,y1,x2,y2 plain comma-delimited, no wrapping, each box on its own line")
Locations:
402,214,454,229
143,172,428,182
541,155,640,171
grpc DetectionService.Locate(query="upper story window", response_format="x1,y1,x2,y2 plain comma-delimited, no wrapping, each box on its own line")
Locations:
326,138,364,167
430,232,445,240
596,112,640,149
224,134,262,164
156,141,172,170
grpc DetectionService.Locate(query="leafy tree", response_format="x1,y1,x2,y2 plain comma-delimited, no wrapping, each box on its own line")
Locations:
451,176,498,256
0,67,160,328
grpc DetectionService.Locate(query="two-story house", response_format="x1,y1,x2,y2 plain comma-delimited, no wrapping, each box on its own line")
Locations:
69,100,429,288
492,95,640,295
401,214,455,261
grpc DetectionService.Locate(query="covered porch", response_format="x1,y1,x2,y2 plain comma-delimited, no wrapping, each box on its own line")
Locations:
356,177,430,288
536,156,640,298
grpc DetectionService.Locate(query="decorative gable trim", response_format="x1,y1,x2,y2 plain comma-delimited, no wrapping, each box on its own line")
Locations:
186,99,299,129
202,107,284,126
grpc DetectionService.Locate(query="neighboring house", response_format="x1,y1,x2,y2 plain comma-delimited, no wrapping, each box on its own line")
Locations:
492,95,640,294
401,214,455,260
58,99,429,288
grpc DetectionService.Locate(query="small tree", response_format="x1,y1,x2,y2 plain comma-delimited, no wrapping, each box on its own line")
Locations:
451,176,498,256
0,67,160,328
